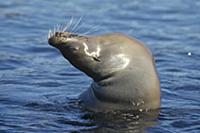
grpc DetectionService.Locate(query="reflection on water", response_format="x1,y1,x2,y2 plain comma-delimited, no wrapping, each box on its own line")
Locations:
80,110,159,133
0,0,200,133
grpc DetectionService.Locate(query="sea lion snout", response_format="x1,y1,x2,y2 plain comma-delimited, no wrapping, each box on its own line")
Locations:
54,32,79,38
55,32,66,37
54,32,73,38
48,31,82,47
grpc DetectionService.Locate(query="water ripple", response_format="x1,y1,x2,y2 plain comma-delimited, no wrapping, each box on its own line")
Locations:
0,0,200,133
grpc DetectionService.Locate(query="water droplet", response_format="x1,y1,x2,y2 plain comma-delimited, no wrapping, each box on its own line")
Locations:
187,52,191,56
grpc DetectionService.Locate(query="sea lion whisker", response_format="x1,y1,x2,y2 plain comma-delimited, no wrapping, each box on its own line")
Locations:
59,24,64,32
49,29,51,38
56,24,60,32
53,25,56,36
47,29,50,39
59,24,63,31
56,24,61,32
68,16,74,33
73,24,82,34
50,29,53,38
81,24,101,35
48,29,52,39
71,16,83,33
55,24,58,33
62,20,69,32
73,18,85,34
60,24,64,32
62,16,73,32
81,28,95,35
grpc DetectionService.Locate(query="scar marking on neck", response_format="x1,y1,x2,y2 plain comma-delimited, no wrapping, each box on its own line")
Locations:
109,54,130,71
117,54,130,69
83,42,101,58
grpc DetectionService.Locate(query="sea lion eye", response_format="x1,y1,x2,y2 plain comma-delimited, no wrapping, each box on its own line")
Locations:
93,56,101,62
69,46,79,51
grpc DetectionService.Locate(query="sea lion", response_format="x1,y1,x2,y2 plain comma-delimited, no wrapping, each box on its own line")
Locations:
48,31,160,112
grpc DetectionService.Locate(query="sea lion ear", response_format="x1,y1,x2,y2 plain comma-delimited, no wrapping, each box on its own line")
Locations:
93,56,101,62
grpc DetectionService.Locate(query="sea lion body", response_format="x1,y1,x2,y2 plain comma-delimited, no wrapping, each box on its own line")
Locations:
48,32,160,112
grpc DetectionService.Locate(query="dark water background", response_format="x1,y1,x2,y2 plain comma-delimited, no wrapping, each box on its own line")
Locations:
0,0,200,132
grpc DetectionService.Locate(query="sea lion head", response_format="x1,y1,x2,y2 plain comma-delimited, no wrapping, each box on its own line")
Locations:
48,32,90,57
48,31,132,82
48,32,107,81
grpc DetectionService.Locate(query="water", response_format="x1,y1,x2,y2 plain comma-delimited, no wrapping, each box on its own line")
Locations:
0,0,199,132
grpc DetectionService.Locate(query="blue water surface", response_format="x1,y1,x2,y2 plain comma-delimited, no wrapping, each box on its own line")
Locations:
0,0,200,132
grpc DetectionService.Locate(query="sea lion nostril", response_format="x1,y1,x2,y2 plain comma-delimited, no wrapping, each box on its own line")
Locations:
55,32,60,36
55,32,65,37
